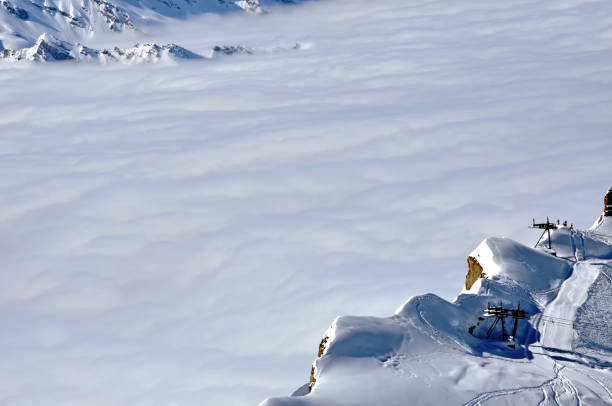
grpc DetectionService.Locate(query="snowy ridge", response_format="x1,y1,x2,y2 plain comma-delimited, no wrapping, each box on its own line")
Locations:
0,33,304,63
78,42,205,64
0,0,261,43
0,0,266,61
2,0,138,49
261,213,612,405
0,0,306,64
0,33,203,63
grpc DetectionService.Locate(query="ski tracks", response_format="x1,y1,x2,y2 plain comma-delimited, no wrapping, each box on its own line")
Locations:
461,363,584,406
464,254,611,405
570,230,585,262
460,363,569,406
540,261,601,351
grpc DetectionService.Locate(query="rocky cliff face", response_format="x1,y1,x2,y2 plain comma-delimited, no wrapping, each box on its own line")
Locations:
464,256,485,290
91,0,136,32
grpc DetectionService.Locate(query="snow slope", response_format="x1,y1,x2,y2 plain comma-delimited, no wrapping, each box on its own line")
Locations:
539,260,602,351
261,216,612,405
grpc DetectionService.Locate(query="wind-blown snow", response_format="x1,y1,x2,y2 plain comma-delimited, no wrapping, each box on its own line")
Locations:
1,0,612,405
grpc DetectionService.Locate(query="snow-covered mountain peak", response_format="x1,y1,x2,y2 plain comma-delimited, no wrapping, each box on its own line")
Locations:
0,0,265,57
261,193,612,406
1,33,74,61
0,33,204,63
105,42,204,63
464,236,572,297
0,0,137,49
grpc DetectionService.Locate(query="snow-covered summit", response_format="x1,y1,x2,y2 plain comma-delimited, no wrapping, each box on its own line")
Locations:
1,33,75,62
261,194,612,405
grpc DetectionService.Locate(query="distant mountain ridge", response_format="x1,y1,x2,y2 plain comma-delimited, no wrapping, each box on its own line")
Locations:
0,0,294,62
0,33,204,62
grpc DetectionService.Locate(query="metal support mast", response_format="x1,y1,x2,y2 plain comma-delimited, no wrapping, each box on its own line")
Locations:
483,303,528,346
530,217,558,250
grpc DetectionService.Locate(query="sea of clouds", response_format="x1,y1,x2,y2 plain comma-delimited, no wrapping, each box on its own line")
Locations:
1,0,611,404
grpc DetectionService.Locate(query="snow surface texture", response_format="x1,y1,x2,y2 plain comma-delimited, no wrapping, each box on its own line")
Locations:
262,220,612,405
1,0,612,405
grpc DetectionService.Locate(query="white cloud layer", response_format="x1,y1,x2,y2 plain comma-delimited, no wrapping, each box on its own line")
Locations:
1,0,612,404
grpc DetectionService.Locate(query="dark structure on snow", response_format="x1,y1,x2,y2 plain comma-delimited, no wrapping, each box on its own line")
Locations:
530,217,558,250
605,187,612,217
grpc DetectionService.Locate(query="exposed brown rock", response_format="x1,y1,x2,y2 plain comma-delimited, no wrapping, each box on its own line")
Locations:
309,366,316,388
465,256,486,290
318,336,329,357
309,335,329,393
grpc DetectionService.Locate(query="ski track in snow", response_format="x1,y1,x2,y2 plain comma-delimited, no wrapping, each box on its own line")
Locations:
435,248,610,406
540,262,600,351
531,236,611,405
461,363,580,406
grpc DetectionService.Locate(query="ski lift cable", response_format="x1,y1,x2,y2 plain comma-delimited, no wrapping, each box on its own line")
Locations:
538,316,603,327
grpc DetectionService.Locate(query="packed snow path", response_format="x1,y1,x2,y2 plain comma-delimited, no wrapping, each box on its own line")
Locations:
538,228,612,355
539,260,603,351
530,229,612,405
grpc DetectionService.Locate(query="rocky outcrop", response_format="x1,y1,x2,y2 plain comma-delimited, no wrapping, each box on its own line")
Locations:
228,0,262,13
465,255,486,290
308,336,329,393
212,45,254,56
77,42,204,63
91,0,135,31
105,43,203,62
210,43,304,58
